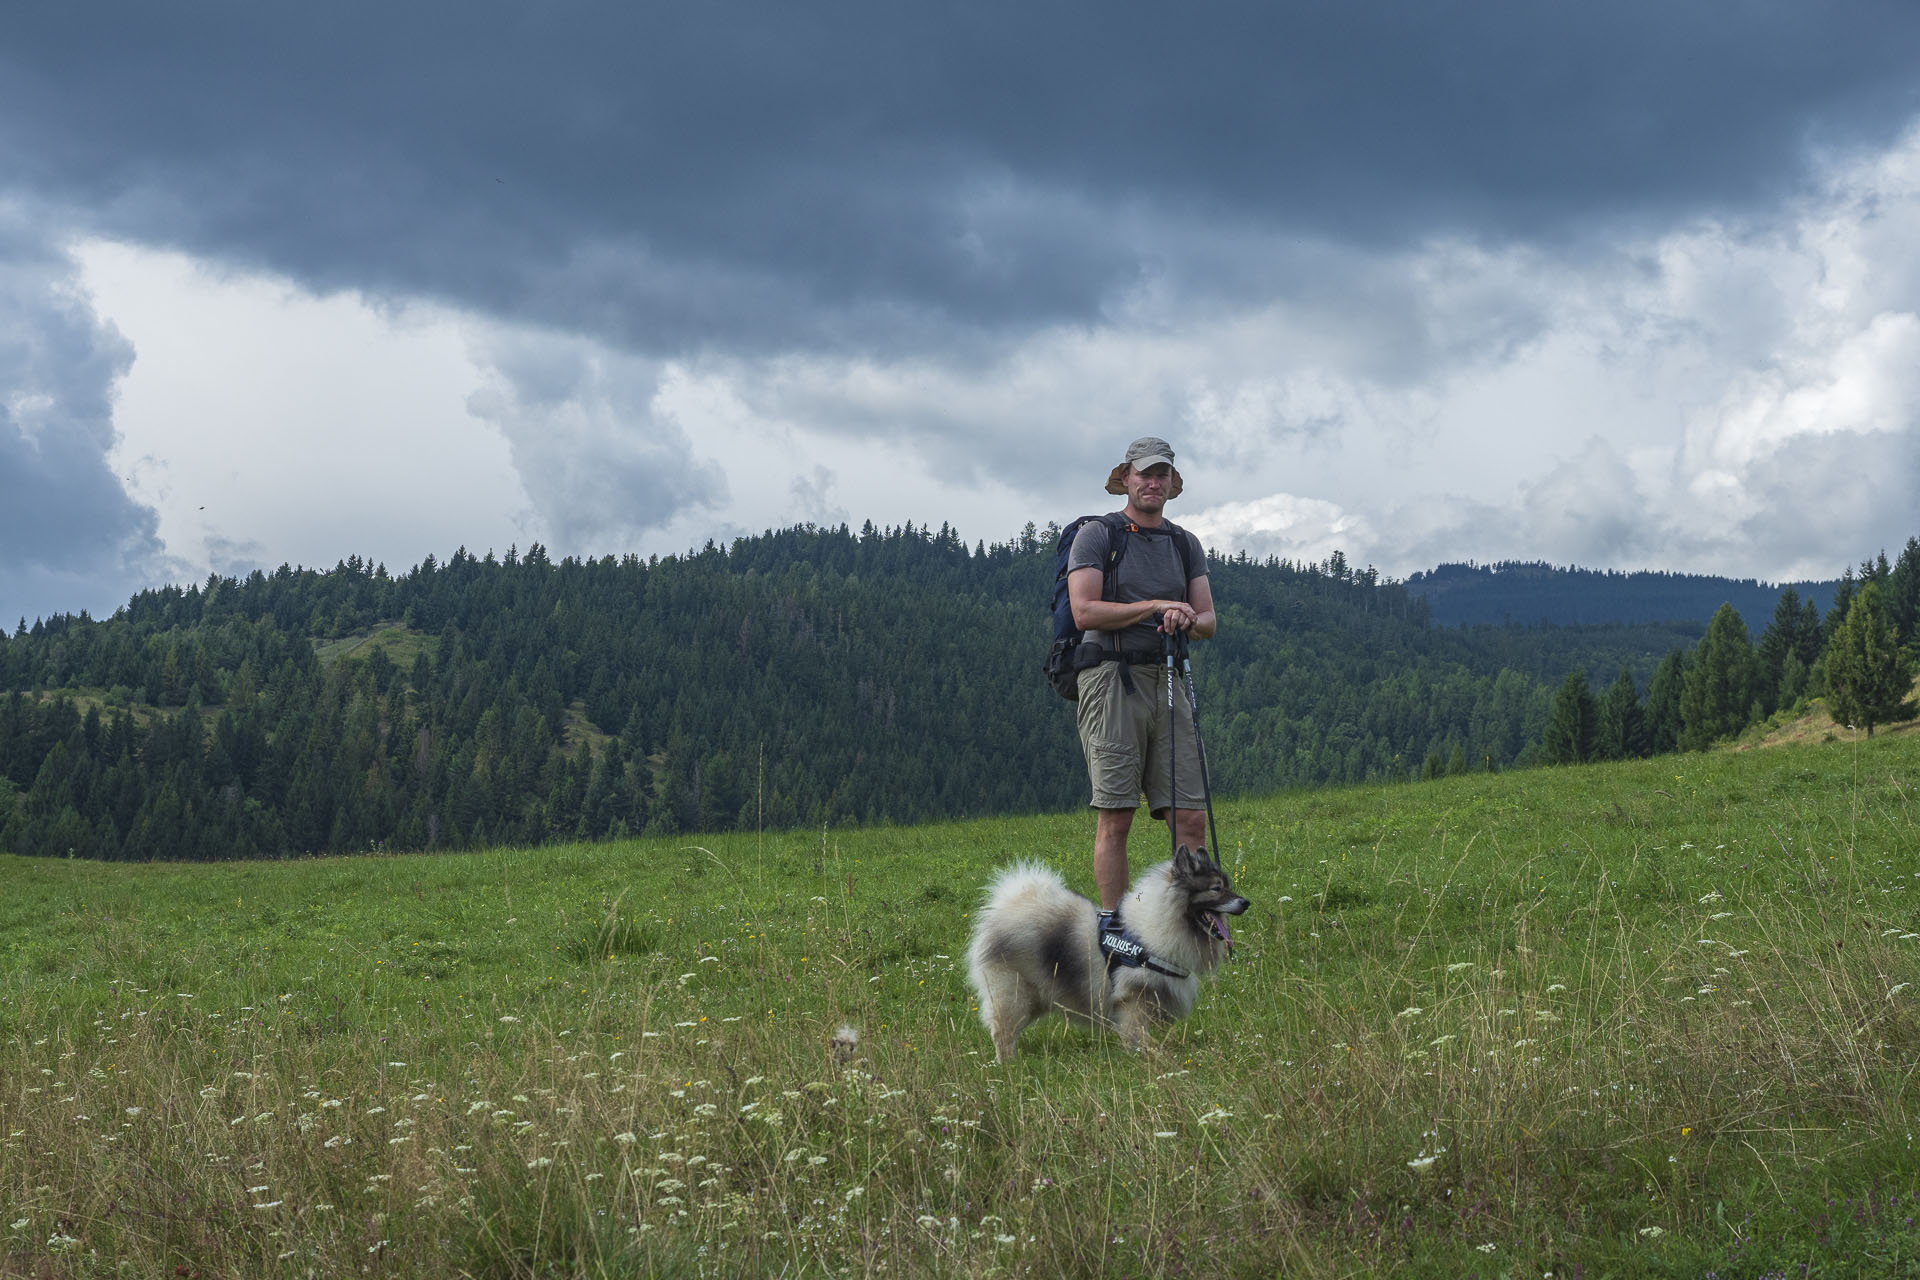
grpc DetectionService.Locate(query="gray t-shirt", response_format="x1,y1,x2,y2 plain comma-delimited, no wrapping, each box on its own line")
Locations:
1067,516,1207,652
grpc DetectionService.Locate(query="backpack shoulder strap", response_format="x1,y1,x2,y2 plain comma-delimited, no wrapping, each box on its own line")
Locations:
1160,518,1199,591
1056,513,1133,603
1098,512,1132,603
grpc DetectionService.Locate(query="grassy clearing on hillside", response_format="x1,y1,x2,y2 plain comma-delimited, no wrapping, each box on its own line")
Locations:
312,623,434,669
3,737,1919,1278
1739,675,1920,751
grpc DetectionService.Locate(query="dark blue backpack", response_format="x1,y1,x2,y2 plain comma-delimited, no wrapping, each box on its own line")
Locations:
1043,513,1195,699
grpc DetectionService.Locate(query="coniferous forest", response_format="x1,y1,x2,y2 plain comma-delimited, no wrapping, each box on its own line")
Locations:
2,524,1915,861
1406,561,1839,628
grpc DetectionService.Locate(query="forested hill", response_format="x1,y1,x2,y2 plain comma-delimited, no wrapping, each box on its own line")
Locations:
0,524,1708,861
1409,561,1837,629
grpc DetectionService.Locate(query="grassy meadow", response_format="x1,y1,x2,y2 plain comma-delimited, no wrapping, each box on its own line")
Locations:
3,731,1919,1278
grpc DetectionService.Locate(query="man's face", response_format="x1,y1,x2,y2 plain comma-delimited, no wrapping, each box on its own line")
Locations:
1124,462,1174,513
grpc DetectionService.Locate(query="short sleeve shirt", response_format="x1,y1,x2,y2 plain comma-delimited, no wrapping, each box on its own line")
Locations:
1067,515,1207,651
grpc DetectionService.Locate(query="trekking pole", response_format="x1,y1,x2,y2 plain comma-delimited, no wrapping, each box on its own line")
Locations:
1176,629,1222,861
1164,623,1179,861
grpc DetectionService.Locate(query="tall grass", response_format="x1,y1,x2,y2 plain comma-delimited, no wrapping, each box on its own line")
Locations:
3,735,1918,1276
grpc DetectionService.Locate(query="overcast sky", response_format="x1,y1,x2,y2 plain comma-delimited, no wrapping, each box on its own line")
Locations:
5,2,1920,625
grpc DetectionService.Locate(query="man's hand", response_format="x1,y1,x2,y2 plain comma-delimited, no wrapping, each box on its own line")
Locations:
1157,601,1199,633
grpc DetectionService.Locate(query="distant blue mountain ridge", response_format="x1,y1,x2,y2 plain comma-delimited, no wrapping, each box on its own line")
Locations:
1405,561,1838,631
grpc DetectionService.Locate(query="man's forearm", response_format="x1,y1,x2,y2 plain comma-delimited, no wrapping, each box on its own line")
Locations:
1071,597,1169,632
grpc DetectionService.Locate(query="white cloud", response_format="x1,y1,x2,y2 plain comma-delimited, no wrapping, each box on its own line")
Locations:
78,240,530,580
1182,494,1372,567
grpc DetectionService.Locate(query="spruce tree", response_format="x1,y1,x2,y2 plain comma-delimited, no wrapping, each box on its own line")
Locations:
1541,670,1598,765
1596,667,1648,760
1886,536,1920,646
1824,567,1857,646
1825,583,1916,737
1679,604,1761,750
1757,586,1813,712
1645,649,1687,754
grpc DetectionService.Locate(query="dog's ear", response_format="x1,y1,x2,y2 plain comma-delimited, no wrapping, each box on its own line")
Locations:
1173,844,1198,877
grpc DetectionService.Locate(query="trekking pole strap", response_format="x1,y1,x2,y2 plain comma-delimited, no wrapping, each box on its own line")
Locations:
1164,626,1178,862
1180,649,1221,862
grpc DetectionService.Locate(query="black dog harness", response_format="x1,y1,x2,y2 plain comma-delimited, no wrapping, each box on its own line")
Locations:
1099,912,1190,980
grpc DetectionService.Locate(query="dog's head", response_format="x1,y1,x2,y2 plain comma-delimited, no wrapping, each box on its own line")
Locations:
1172,843,1250,949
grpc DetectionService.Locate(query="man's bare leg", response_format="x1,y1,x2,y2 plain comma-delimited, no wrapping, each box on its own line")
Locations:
1172,807,1207,857
1094,807,1135,910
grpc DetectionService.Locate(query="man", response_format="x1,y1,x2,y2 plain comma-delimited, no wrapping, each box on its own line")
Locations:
1065,436,1216,926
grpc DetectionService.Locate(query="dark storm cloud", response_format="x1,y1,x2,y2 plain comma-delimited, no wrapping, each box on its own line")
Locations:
0,219,168,623
3,1,1917,355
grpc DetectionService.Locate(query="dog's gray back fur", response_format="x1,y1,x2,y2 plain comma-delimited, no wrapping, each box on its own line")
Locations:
965,848,1246,1061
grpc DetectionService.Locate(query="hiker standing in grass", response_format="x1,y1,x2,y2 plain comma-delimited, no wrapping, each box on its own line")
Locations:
1065,436,1216,930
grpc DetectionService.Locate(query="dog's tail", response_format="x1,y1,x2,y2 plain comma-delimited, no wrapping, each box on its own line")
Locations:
976,861,1068,916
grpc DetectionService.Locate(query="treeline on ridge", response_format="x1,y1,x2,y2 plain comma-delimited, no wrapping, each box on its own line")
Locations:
1408,560,1840,628
0,525,1913,861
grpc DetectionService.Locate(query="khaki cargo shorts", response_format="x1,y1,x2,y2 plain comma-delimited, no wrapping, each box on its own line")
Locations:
1075,660,1207,815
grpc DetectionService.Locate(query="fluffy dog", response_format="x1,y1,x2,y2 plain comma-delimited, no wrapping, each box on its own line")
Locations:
966,844,1249,1060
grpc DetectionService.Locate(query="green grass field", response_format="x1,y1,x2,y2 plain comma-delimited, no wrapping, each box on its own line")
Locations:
3,733,1918,1278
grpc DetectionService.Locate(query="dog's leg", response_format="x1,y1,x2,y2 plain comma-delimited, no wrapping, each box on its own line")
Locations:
979,978,1033,1062
991,1016,1021,1063
1112,994,1150,1053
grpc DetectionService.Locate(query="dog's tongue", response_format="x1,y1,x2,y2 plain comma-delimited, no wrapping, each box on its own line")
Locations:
1204,911,1232,943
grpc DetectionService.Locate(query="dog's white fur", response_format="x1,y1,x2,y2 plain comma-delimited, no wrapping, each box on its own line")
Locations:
965,857,1234,1060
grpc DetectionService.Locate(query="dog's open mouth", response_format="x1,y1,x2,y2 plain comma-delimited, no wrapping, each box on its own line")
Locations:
1202,910,1233,946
